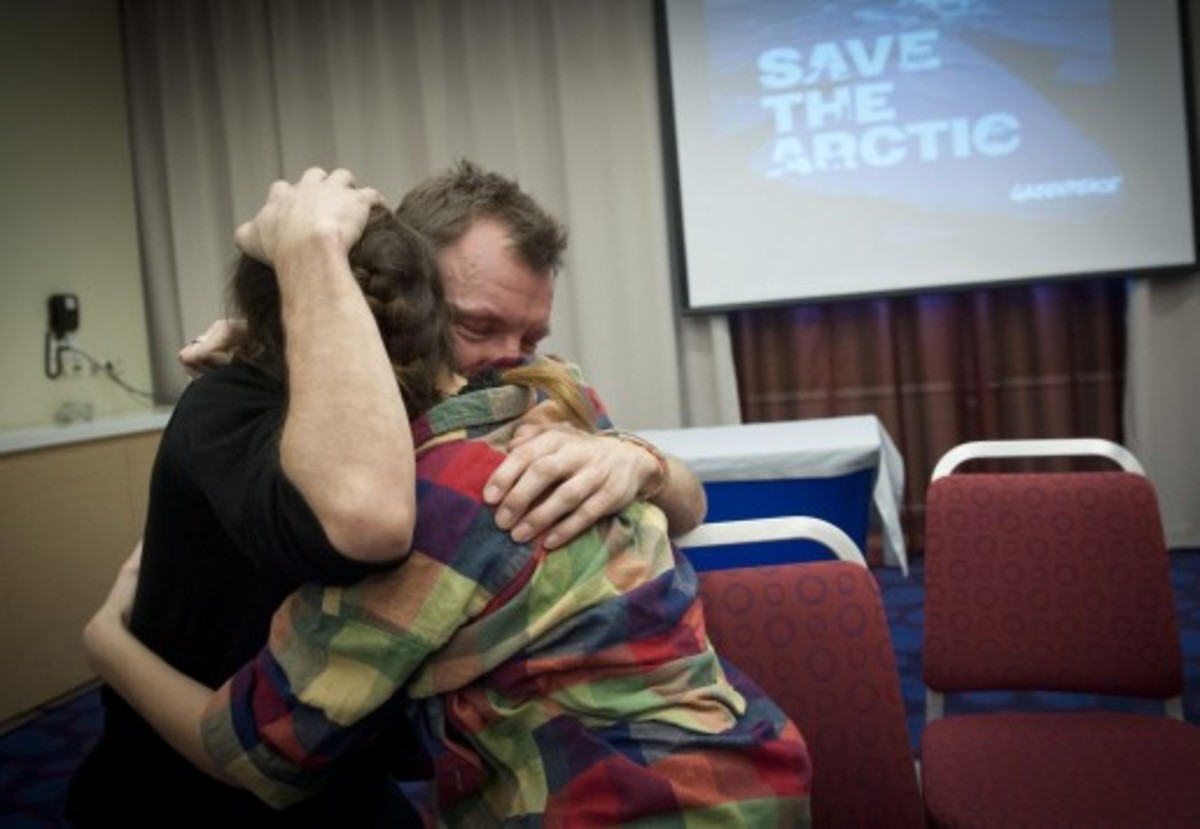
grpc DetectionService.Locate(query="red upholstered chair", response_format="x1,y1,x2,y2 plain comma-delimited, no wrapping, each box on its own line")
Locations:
920,439,1200,829
683,519,925,829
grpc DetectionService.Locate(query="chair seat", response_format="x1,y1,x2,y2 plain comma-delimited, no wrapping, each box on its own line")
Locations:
922,711,1200,829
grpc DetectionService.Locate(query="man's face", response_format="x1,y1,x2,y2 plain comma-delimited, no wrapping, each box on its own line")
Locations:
437,218,555,375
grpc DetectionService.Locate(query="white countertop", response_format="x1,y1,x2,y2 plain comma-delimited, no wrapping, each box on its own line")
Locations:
0,408,173,456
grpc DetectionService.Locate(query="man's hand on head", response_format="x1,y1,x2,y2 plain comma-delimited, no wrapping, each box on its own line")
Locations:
233,167,385,266
178,169,385,382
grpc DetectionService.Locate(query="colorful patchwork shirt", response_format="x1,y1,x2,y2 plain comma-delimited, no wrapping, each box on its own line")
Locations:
201,358,812,827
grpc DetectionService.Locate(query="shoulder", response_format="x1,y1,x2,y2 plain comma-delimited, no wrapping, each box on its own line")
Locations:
162,361,285,453
417,435,504,502
173,361,281,414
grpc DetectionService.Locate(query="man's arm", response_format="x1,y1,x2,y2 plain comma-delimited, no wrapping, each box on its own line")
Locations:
483,423,707,550
240,168,416,563
179,346,710,551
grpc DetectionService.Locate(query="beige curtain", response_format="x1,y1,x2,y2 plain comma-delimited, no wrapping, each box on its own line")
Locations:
1122,7,1200,551
121,0,740,431
1126,274,1200,549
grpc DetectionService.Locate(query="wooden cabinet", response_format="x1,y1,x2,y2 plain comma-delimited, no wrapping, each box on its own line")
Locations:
0,430,160,724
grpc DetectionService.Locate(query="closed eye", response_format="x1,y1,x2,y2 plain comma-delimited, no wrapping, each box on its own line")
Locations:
453,321,495,341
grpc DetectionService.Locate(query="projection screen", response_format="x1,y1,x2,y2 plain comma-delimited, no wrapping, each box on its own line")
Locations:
658,0,1198,312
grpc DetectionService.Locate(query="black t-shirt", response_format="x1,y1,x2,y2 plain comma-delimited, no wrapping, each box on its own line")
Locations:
66,362,423,827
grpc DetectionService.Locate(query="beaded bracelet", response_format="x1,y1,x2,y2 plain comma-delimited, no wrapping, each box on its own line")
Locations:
605,430,671,501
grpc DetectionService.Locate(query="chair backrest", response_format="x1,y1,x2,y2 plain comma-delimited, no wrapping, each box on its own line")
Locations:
922,438,1183,721
696,560,926,829
674,516,868,568
930,437,1145,479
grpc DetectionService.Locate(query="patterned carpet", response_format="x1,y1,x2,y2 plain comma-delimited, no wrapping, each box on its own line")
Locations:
0,688,101,828
2,550,1198,827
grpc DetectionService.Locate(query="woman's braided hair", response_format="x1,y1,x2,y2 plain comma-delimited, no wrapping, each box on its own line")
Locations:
230,206,456,418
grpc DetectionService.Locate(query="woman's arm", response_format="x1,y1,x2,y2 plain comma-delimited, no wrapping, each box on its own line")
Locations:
81,545,235,785
84,540,470,806
89,443,518,807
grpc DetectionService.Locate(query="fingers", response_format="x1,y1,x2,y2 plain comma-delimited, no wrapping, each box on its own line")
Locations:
484,426,582,518
233,217,266,262
303,167,384,208
521,488,614,550
485,444,576,531
496,467,598,547
234,178,294,258
506,421,558,449
177,344,233,378
234,167,385,264
359,185,385,209
485,430,641,549
542,507,609,550
93,540,145,629
178,318,242,377
324,167,354,188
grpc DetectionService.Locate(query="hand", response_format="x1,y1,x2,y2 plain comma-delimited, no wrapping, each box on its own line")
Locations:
483,423,658,549
177,318,246,378
233,167,384,266
96,542,143,628
82,541,144,669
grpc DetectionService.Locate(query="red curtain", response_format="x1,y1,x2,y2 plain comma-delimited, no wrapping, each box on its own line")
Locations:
729,277,1128,560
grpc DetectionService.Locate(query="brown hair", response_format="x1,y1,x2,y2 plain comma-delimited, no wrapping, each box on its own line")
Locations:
396,159,568,274
230,207,456,417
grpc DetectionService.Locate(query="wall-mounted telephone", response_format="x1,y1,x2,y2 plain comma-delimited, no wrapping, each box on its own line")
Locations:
45,293,81,378
48,293,80,339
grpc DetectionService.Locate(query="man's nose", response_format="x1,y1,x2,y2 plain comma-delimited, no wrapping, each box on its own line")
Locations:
479,336,525,370
500,334,524,359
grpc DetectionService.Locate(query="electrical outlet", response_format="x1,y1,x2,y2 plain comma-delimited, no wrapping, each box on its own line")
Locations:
98,358,126,378
67,350,85,375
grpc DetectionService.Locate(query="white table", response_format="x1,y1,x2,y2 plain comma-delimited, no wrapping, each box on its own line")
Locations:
637,415,908,573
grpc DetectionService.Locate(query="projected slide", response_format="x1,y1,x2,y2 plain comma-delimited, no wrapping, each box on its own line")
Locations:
662,0,1195,311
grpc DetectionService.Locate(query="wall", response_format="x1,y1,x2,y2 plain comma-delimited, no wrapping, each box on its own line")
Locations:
0,429,160,723
0,0,153,431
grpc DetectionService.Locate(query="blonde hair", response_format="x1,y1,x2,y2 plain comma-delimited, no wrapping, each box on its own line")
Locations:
500,360,597,432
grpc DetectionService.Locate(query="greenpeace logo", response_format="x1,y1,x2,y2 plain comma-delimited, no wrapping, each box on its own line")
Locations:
1010,176,1123,203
